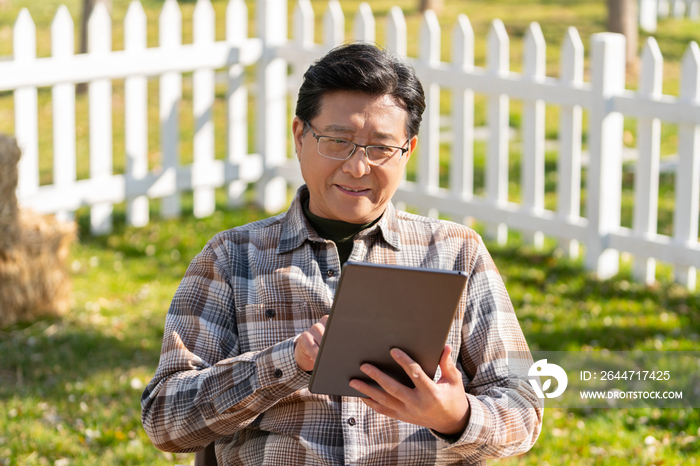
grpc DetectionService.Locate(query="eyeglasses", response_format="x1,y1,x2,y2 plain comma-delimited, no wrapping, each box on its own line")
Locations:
304,121,409,167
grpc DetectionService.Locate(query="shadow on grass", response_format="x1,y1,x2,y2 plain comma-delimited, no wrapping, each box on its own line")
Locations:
0,316,161,400
487,241,700,351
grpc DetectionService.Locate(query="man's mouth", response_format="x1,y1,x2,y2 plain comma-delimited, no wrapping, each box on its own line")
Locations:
337,185,369,193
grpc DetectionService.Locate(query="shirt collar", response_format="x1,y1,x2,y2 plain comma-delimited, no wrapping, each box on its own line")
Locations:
277,185,402,254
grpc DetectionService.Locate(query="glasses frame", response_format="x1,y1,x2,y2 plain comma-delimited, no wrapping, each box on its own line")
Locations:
304,121,410,167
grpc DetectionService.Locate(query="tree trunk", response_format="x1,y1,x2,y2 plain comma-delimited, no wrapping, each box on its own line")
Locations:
78,0,112,93
419,0,444,15
608,0,639,76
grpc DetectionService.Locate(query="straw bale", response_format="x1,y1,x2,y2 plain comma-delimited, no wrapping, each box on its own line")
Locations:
0,135,76,328
0,135,21,251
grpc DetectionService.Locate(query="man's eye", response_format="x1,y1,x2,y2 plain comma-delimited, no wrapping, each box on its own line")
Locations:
326,138,349,146
374,146,394,155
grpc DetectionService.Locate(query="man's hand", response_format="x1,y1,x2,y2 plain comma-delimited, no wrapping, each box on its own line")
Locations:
349,345,470,436
294,315,328,372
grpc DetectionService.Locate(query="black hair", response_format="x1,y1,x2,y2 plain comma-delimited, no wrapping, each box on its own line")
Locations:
295,43,426,139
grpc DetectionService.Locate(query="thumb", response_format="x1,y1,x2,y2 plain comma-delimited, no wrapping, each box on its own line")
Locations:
438,345,461,383
319,315,329,329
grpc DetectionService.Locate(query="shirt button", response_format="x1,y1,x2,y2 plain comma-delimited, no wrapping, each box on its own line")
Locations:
274,368,283,378
348,417,356,426
327,269,335,277
265,308,276,318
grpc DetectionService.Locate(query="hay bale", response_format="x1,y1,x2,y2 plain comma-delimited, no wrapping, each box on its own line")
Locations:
0,135,76,328
0,135,21,251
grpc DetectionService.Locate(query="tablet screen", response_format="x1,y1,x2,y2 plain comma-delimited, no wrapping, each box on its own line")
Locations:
308,262,468,397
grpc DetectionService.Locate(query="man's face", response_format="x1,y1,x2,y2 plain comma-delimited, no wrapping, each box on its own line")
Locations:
292,91,417,224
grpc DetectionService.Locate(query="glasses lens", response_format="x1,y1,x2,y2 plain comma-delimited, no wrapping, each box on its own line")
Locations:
366,146,402,166
318,137,353,160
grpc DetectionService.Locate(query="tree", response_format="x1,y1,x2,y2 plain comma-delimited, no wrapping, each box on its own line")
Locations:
419,0,444,15
78,0,111,93
80,0,112,54
608,0,639,75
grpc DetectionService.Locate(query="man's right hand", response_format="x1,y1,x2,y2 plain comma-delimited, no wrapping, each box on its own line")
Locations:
294,315,328,372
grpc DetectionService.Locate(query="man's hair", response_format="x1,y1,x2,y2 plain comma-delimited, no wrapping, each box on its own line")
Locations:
295,43,426,139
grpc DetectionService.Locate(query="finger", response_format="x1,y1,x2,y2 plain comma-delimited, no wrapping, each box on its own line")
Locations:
308,321,326,345
359,363,413,402
358,394,401,419
349,378,402,411
295,332,319,370
438,345,462,383
303,333,320,357
390,348,433,389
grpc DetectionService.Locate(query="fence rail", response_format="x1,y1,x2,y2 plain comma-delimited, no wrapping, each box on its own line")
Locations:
3,0,700,291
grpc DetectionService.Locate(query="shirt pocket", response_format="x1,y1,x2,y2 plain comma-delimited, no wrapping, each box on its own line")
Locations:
235,302,326,354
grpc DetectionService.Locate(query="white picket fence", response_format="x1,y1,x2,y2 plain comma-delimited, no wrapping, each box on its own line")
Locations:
640,0,700,32
1,0,699,291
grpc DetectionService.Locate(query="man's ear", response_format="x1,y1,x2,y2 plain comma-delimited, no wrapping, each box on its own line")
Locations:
292,117,304,161
404,135,418,164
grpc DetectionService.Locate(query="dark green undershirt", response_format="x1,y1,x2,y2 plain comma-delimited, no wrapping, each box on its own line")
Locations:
302,198,380,266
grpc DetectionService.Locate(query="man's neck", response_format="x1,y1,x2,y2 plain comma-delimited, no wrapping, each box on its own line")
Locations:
301,198,381,264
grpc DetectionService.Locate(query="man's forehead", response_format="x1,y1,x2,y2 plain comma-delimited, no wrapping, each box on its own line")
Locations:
319,124,397,140
316,91,408,139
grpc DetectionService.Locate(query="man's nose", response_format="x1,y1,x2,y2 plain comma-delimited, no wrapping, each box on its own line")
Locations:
342,146,371,177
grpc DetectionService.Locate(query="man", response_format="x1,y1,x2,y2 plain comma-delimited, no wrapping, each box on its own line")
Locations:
142,43,542,465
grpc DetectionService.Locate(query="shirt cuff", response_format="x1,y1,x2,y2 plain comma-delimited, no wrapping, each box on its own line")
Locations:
431,393,491,448
255,337,311,396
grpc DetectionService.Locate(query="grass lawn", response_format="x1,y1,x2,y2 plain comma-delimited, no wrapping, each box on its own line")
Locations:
0,188,698,465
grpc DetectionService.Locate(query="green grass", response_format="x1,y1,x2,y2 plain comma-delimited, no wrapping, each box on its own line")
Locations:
1,190,698,465
1,1,700,464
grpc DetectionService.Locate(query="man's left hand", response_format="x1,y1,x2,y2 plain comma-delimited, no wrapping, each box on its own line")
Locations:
349,345,470,436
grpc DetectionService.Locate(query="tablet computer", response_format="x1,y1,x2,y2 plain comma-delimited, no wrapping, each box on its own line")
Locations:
308,261,468,398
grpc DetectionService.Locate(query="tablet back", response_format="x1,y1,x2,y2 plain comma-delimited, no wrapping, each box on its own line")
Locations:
308,262,468,398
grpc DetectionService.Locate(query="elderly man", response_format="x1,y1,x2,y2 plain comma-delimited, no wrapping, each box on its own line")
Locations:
142,43,542,465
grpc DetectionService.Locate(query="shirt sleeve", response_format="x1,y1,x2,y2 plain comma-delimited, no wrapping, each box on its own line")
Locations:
140,239,311,453
432,235,543,460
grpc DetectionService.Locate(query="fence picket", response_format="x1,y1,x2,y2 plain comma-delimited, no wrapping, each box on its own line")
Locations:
290,0,314,195
14,9,39,200
486,19,510,245
586,33,626,278
450,14,474,207
227,0,249,207
354,3,375,43
640,0,658,32
51,6,76,222
675,42,700,291
88,2,113,235
293,0,314,47
659,0,670,17
418,10,440,218
125,1,149,227
557,27,583,259
522,22,546,248
256,0,287,212
633,37,663,285
324,0,344,49
386,6,407,58
691,0,700,19
672,0,686,17
193,0,216,218
159,0,182,218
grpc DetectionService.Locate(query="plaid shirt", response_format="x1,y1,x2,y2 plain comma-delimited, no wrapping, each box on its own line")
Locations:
142,186,542,465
